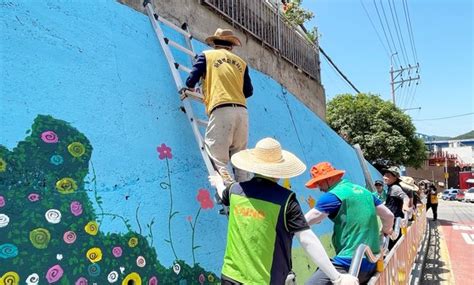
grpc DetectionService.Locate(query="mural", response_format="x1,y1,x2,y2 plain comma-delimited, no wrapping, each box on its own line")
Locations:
0,115,217,284
0,0,382,283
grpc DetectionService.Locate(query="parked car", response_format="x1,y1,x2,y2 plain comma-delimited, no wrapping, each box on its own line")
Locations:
464,188,474,203
456,190,465,201
441,189,459,200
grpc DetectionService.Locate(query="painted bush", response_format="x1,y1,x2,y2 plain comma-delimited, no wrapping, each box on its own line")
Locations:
0,115,218,284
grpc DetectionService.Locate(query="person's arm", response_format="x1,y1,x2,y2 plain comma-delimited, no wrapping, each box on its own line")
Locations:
376,204,395,235
295,230,359,285
242,66,253,98
392,186,411,212
185,54,206,88
305,208,329,226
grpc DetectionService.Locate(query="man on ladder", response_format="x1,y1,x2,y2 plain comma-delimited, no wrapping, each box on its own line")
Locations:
185,28,253,185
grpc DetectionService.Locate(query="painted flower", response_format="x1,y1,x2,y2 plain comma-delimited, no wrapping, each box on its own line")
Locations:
107,271,119,283
1,272,20,285
112,246,122,258
199,274,206,284
29,228,51,249
45,209,62,224
0,158,6,172
87,263,100,277
56,177,78,194
56,254,63,260
68,141,86,158
148,276,158,285
50,154,64,166
136,255,146,267
84,221,99,236
208,274,215,283
46,264,64,283
173,263,181,275
122,272,142,285
86,247,103,263
41,130,59,143
0,195,5,207
0,243,18,259
28,193,40,202
63,231,77,244
75,277,88,285
306,195,316,209
26,273,40,285
0,214,10,228
197,189,214,209
157,143,172,160
186,215,192,222
70,201,83,216
128,237,138,248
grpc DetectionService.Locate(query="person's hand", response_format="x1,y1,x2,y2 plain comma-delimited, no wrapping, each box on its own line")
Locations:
333,274,359,285
208,175,225,192
383,228,394,236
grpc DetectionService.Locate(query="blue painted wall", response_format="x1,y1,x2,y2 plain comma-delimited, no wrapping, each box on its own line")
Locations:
0,0,381,283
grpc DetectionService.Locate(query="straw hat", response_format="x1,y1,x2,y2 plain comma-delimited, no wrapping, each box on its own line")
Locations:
231,138,306,179
305,162,345,189
205,28,242,46
400,176,419,191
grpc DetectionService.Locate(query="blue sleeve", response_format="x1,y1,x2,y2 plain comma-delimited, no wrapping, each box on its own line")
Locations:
243,66,253,98
315,193,341,216
185,54,206,88
373,195,382,206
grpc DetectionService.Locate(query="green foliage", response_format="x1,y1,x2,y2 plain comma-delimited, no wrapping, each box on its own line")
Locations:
326,93,427,168
283,0,314,26
452,130,474,140
0,115,217,284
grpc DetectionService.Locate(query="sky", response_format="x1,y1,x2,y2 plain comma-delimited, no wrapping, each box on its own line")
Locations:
301,0,473,137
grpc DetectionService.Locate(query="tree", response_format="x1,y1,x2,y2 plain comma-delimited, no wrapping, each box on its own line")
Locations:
326,93,427,168
283,0,314,27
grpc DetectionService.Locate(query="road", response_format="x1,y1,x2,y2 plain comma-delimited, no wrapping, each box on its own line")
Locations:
422,199,474,284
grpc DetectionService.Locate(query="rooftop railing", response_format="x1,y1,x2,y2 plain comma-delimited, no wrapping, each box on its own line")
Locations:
200,0,321,82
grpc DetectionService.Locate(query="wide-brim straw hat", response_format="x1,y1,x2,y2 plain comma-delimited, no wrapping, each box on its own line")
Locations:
400,176,419,191
305,162,345,189
231,138,306,179
205,28,242,46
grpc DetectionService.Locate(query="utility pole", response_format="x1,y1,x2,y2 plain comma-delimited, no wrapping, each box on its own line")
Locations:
390,53,420,107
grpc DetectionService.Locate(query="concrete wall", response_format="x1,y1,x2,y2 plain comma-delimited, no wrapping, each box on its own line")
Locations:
118,0,326,119
0,1,378,283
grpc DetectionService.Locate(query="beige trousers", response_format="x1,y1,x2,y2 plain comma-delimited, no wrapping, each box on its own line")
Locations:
205,106,249,184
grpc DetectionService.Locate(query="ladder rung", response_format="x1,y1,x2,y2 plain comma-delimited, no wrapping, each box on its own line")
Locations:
164,38,197,58
195,118,209,127
155,14,192,39
174,62,191,74
181,90,204,102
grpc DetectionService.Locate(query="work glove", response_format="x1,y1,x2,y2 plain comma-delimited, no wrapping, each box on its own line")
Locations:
333,274,359,285
208,175,226,194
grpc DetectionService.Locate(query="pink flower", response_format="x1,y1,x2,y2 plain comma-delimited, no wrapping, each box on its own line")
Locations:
157,143,172,160
70,201,83,216
75,277,88,285
197,189,214,209
186,216,192,222
149,276,158,285
0,196,5,207
63,231,77,244
112,246,122,258
46,264,64,283
28,193,40,202
41,131,59,143
199,274,206,284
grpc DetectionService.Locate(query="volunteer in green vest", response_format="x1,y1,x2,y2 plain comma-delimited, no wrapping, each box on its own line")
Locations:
373,180,387,202
186,28,253,185
209,138,358,285
303,162,395,285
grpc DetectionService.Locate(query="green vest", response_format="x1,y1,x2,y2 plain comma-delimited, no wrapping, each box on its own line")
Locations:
330,180,380,259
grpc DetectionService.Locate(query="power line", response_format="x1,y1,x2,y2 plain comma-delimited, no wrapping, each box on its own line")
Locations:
413,113,474,121
359,0,390,58
402,0,418,63
373,0,400,67
379,0,402,67
388,0,410,66
320,47,361,94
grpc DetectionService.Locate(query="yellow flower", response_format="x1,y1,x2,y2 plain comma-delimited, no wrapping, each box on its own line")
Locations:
208,274,215,283
128,237,138,248
0,271,20,284
86,247,103,263
67,142,86,158
55,178,77,194
121,272,142,285
0,158,6,172
306,195,316,209
84,221,99,236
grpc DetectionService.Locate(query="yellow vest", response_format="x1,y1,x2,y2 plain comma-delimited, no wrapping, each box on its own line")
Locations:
202,49,247,115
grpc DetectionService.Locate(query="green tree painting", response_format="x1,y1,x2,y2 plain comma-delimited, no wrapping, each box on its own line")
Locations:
0,115,217,285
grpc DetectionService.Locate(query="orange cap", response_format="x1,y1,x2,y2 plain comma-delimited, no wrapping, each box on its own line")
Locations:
305,162,345,189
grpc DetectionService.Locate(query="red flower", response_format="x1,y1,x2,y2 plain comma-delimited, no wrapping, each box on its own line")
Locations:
157,143,172,160
197,189,214,209
186,216,192,222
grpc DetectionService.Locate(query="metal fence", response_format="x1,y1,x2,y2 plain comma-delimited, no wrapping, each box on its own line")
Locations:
200,0,320,82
